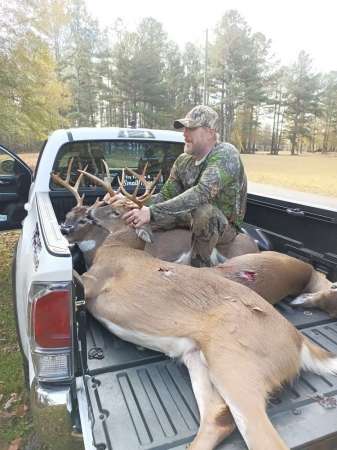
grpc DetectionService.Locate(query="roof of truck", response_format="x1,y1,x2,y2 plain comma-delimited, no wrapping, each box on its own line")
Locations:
52,127,185,143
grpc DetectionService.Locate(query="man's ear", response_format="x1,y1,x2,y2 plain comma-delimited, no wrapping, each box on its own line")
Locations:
136,226,153,243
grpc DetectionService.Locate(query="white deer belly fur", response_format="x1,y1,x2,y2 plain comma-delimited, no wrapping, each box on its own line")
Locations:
96,316,197,358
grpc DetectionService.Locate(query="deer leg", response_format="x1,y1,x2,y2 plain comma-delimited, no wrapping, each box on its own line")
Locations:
81,273,100,299
290,286,337,317
182,350,236,450
290,292,323,307
208,365,289,450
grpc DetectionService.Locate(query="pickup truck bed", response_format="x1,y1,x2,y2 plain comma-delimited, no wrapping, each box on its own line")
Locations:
76,300,337,450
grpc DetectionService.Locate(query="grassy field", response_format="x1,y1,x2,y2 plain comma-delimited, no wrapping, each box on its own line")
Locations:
19,151,337,198
241,152,337,197
0,232,32,450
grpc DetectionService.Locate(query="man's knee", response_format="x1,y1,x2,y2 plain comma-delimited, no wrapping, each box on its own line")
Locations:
192,204,228,238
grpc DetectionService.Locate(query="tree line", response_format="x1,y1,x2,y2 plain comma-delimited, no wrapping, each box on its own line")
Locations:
0,0,336,154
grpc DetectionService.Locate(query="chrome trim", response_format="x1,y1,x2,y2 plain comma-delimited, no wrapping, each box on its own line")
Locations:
76,377,96,450
36,192,70,256
30,380,84,450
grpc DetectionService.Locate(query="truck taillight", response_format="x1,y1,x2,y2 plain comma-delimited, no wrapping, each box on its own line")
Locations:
29,282,73,382
32,290,71,348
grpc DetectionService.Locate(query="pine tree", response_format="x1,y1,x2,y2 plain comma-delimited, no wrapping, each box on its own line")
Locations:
284,51,321,154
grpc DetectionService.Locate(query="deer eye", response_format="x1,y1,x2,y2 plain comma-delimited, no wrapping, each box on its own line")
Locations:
78,219,87,225
111,210,120,217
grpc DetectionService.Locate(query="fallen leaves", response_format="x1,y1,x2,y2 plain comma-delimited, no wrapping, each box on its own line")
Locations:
15,404,29,418
0,391,29,421
3,393,18,411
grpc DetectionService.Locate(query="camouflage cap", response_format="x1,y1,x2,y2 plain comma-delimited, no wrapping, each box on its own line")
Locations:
174,105,219,130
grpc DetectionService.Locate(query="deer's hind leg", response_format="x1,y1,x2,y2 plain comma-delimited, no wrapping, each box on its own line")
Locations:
207,357,289,450
182,349,236,450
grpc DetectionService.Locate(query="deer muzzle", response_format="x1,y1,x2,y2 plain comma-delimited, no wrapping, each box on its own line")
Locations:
60,223,75,235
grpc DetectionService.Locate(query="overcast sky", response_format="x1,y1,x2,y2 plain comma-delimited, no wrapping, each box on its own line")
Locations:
86,0,336,73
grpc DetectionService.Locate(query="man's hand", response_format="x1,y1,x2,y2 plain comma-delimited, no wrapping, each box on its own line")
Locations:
122,206,151,228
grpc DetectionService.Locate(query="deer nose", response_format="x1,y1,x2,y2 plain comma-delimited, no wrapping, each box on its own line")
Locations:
60,223,75,235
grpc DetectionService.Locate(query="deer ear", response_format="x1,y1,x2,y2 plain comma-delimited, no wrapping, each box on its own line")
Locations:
135,227,153,243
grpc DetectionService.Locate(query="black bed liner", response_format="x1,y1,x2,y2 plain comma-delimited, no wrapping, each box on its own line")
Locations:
77,300,337,450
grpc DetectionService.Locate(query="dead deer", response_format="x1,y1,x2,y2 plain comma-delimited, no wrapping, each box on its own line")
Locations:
214,251,337,317
75,167,337,450
53,159,258,269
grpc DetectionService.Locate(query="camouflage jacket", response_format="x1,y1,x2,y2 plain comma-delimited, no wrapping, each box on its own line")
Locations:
149,142,247,227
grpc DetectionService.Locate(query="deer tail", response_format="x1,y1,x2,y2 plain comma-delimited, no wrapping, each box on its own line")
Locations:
301,336,337,376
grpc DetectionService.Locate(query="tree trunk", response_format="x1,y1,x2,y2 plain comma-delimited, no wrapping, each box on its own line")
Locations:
270,96,278,155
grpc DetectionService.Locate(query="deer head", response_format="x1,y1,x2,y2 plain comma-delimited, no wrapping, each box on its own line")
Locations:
79,163,161,247
51,158,119,266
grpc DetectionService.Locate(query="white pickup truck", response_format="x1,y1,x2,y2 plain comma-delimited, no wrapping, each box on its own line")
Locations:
1,127,337,450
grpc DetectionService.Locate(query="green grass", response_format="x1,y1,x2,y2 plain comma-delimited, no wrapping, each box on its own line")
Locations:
0,231,32,450
241,152,337,197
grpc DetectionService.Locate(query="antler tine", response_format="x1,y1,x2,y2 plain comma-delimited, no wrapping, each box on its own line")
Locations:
51,157,84,206
117,174,142,208
117,164,162,208
78,169,116,197
65,157,74,183
139,169,162,199
87,196,105,211
102,159,112,182
125,165,162,195
101,159,121,195
51,172,84,207
73,164,88,191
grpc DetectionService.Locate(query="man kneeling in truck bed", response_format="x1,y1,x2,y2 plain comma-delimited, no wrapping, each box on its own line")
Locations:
115,105,248,267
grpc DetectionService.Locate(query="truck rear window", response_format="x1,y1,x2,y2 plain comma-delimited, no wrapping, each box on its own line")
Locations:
51,140,183,191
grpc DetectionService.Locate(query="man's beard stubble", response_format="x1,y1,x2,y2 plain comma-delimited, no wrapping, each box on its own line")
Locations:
184,142,193,154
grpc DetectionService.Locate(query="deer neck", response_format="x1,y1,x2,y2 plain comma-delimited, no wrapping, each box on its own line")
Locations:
104,227,146,251
77,225,110,268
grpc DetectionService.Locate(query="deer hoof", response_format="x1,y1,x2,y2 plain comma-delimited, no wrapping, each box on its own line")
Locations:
290,294,314,306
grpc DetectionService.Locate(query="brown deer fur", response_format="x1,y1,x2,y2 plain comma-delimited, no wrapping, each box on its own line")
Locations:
63,203,337,318
79,203,337,450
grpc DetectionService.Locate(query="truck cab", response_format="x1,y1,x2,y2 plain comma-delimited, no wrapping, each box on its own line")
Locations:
2,129,337,450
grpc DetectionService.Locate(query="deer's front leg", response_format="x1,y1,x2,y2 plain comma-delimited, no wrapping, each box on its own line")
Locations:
182,350,236,450
82,272,102,300
290,285,337,318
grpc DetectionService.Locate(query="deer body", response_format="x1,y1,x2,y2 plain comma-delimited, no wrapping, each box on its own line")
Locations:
81,216,337,450
145,227,259,263
215,251,313,304
214,251,337,316
53,162,337,449
64,207,337,318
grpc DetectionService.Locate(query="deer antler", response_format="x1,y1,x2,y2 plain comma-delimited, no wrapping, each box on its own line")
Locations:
78,159,119,198
51,157,87,207
117,162,162,208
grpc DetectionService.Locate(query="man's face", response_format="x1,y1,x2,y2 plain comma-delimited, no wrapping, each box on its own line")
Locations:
183,127,214,157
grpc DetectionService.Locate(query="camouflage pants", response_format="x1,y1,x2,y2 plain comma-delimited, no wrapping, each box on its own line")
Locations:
190,204,237,267
152,204,237,267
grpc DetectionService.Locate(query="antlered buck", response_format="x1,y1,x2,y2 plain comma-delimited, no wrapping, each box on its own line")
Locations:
52,158,259,269
51,165,337,450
